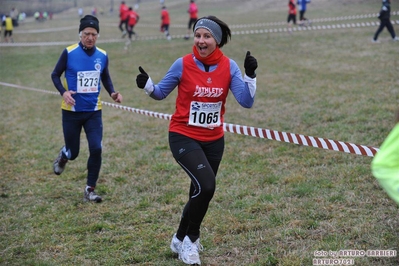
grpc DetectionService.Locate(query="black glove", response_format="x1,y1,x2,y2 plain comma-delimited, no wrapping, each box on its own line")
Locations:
136,66,149,89
244,51,258,78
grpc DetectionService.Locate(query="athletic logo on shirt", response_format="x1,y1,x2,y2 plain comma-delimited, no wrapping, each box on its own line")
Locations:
193,85,224,97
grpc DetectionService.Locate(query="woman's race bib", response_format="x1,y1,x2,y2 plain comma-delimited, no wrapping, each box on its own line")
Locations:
188,101,222,129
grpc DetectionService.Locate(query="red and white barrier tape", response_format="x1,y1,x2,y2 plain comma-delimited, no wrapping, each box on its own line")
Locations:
105,102,172,121
222,123,378,157
0,82,379,157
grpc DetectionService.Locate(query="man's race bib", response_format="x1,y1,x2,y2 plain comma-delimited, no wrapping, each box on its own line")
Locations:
188,101,222,129
77,71,100,93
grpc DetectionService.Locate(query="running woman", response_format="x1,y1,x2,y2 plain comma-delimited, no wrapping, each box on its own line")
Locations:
135,15,258,265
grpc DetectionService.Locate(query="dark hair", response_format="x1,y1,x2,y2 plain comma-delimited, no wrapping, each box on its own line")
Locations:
193,16,231,48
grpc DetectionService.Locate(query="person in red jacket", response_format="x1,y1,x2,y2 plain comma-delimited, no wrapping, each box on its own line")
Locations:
124,7,140,50
119,1,129,38
287,0,297,33
136,15,258,265
127,7,139,40
184,0,198,40
160,5,171,40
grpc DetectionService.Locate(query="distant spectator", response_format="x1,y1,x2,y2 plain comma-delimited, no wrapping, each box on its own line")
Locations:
184,0,198,40
18,12,26,23
119,1,129,38
3,15,14,43
10,7,18,20
297,0,310,26
372,0,399,43
287,0,297,33
78,8,83,18
10,8,17,19
34,11,39,20
127,6,139,42
160,6,171,40
10,7,18,27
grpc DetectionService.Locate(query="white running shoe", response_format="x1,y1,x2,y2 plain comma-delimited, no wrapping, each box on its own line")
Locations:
180,236,202,265
170,233,182,254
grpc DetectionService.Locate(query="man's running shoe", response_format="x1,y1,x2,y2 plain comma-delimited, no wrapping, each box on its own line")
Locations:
53,147,68,175
84,187,102,203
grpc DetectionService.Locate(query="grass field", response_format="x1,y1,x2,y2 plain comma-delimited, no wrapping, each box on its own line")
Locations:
1,0,399,265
